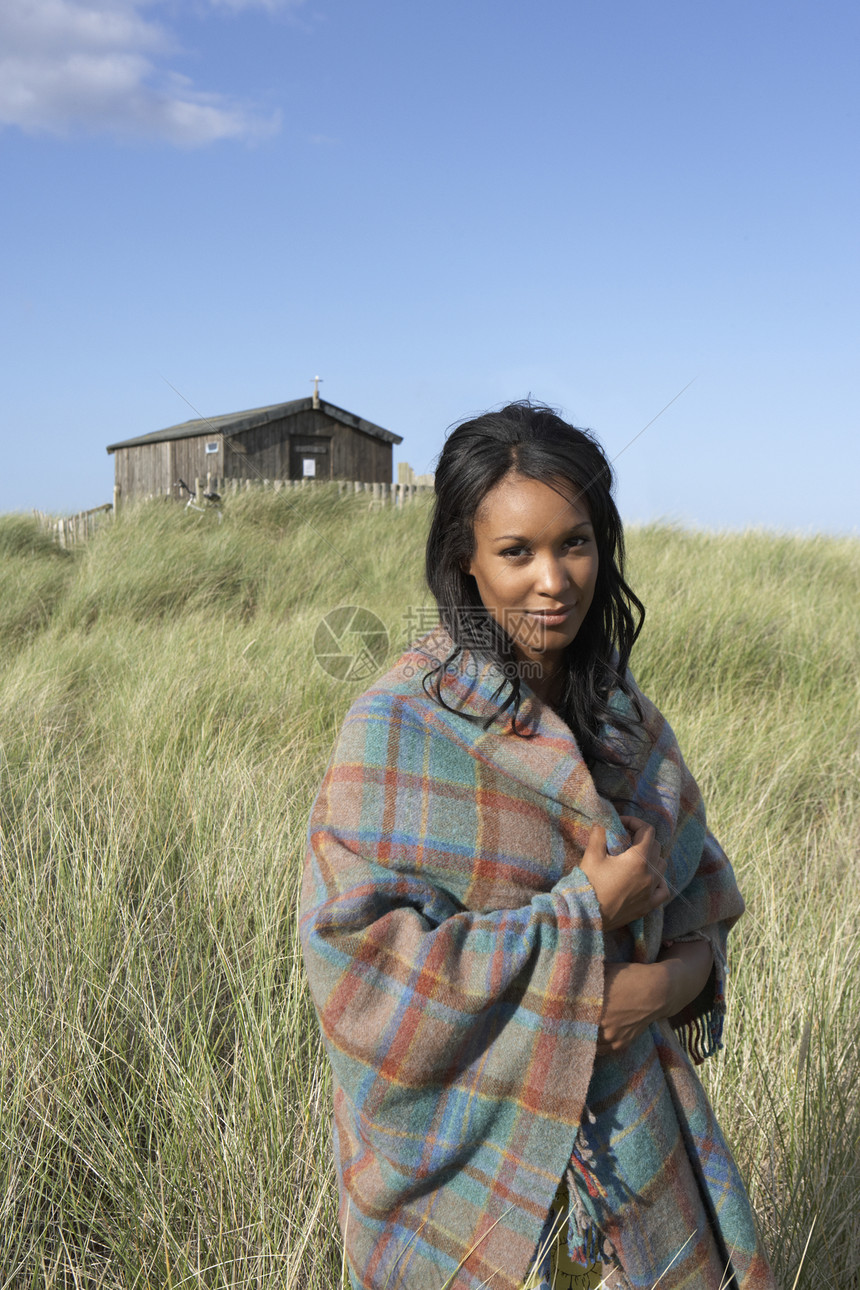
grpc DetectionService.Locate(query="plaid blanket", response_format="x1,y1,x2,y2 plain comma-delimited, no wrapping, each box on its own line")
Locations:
300,629,776,1289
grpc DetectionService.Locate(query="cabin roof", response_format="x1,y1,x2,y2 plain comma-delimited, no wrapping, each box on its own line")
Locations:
106,398,402,453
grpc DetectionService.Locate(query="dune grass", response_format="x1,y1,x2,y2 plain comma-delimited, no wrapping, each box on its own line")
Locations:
0,495,857,1287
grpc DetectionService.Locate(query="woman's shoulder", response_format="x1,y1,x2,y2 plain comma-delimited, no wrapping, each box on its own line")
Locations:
343,627,449,717
602,671,679,764
332,626,511,767
345,625,505,722
609,670,660,724
331,628,460,760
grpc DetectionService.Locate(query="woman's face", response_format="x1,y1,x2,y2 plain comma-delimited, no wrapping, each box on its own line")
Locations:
465,472,599,670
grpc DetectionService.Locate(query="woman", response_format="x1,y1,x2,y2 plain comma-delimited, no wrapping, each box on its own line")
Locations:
300,403,776,1289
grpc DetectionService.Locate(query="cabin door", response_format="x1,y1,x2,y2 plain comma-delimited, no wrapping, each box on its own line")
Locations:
289,437,332,481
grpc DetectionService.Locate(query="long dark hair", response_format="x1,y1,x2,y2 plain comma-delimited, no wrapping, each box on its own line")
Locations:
423,401,645,763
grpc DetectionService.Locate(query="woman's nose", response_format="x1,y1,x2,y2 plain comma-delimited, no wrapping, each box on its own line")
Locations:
534,556,569,596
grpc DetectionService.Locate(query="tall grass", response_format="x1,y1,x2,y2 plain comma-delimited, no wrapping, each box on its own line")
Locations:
0,498,857,1287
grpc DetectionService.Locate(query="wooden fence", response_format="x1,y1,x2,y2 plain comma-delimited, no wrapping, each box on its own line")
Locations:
209,477,433,507
119,477,433,508
33,503,114,549
33,478,433,549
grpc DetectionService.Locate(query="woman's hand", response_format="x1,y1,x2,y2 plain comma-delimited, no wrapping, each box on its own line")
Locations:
597,940,715,1054
579,816,669,932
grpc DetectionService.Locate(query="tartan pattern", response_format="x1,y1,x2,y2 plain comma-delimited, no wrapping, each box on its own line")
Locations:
300,629,776,1289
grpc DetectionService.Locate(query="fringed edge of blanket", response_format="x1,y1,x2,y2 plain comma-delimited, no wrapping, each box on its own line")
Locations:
526,1147,613,1282
666,929,728,1066
671,998,725,1064
534,1152,631,1290
565,1143,613,1267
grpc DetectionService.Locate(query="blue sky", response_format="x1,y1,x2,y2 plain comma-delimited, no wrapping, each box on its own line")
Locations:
2,0,858,533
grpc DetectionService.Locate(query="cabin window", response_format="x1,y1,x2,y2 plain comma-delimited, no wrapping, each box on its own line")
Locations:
205,441,219,454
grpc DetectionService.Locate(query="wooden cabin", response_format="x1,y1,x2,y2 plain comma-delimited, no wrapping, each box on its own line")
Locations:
106,397,403,504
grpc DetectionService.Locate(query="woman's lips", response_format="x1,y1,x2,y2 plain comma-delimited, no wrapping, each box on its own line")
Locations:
523,606,576,627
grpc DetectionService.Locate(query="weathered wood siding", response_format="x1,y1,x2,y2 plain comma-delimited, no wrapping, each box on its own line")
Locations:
114,433,221,500
173,433,223,491
222,413,305,480
114,442,171,499
329,419,392,482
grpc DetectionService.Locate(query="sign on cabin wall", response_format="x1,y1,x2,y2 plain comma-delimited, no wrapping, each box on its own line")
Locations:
302,458,316,477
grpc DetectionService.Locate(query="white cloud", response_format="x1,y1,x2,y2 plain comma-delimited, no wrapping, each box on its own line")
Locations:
0,0,282,145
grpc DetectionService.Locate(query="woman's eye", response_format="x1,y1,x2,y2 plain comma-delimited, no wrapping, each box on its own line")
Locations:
499,545,527,559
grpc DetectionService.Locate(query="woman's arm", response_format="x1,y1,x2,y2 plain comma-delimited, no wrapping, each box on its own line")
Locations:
579,813,718,1055
596,939,714,1055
